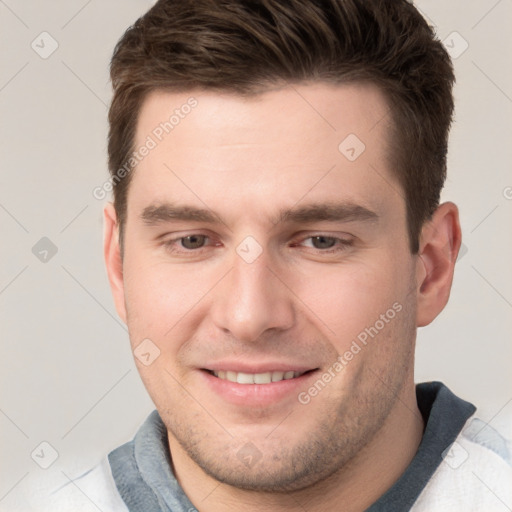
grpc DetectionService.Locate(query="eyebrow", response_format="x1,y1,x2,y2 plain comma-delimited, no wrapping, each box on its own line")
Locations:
139,201,379,227
273,202,379,225
141,204,218,225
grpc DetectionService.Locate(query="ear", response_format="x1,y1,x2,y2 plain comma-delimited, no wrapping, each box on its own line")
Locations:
103,203,127,324
415,202,462,327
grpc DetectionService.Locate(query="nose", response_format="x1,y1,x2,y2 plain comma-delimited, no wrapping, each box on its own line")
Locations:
209,249,295,343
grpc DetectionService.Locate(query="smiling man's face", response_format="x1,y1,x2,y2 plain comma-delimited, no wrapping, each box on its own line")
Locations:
105,82,427,492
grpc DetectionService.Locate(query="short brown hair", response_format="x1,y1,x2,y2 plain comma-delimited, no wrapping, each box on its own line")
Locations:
108,0,454,253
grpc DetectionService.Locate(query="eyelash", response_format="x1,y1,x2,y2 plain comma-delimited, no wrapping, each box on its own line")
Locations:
162,234,218,254
293,235,354,253
162,233,354,255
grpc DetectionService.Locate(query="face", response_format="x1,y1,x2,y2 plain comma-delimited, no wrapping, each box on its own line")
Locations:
109,83,424,491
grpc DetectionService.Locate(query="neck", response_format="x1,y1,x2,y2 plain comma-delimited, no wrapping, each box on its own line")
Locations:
169,380,424,512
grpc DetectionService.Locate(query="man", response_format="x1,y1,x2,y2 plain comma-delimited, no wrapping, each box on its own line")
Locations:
53,0,511,510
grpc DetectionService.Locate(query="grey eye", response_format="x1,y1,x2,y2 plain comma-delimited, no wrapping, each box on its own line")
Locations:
310,236,337,249
181,235,207,249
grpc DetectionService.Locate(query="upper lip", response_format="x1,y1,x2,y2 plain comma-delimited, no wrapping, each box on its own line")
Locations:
201,362,318,373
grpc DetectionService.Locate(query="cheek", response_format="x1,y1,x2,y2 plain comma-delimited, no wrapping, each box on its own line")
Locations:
121,259,200,399
122,253,217,347
295,255,411,347
123,260,177,340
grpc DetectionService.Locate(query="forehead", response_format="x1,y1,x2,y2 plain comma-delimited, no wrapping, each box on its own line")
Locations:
136,82,390,149
128,83,402,224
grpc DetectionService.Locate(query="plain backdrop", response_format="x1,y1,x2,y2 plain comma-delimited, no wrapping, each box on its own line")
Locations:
1,1,511,510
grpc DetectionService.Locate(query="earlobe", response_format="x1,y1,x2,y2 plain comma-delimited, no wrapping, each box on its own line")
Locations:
103,203,127,324
416,202,462,327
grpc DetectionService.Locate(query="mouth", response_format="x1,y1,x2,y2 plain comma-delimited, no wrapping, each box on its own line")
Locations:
204,369,313,384
199,364,320,406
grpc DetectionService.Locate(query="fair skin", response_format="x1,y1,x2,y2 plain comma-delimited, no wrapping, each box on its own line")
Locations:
104,83,461,511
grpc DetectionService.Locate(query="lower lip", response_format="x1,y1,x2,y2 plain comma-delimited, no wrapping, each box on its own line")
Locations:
201,370,317,407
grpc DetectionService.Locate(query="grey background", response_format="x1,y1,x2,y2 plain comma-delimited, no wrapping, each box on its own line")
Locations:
1,1,511,510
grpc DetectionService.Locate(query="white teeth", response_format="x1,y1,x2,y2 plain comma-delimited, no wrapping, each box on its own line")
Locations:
271,371,284,382
226,371,237,383
236,372,254,384
212,370,304,384
254,372,272,384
